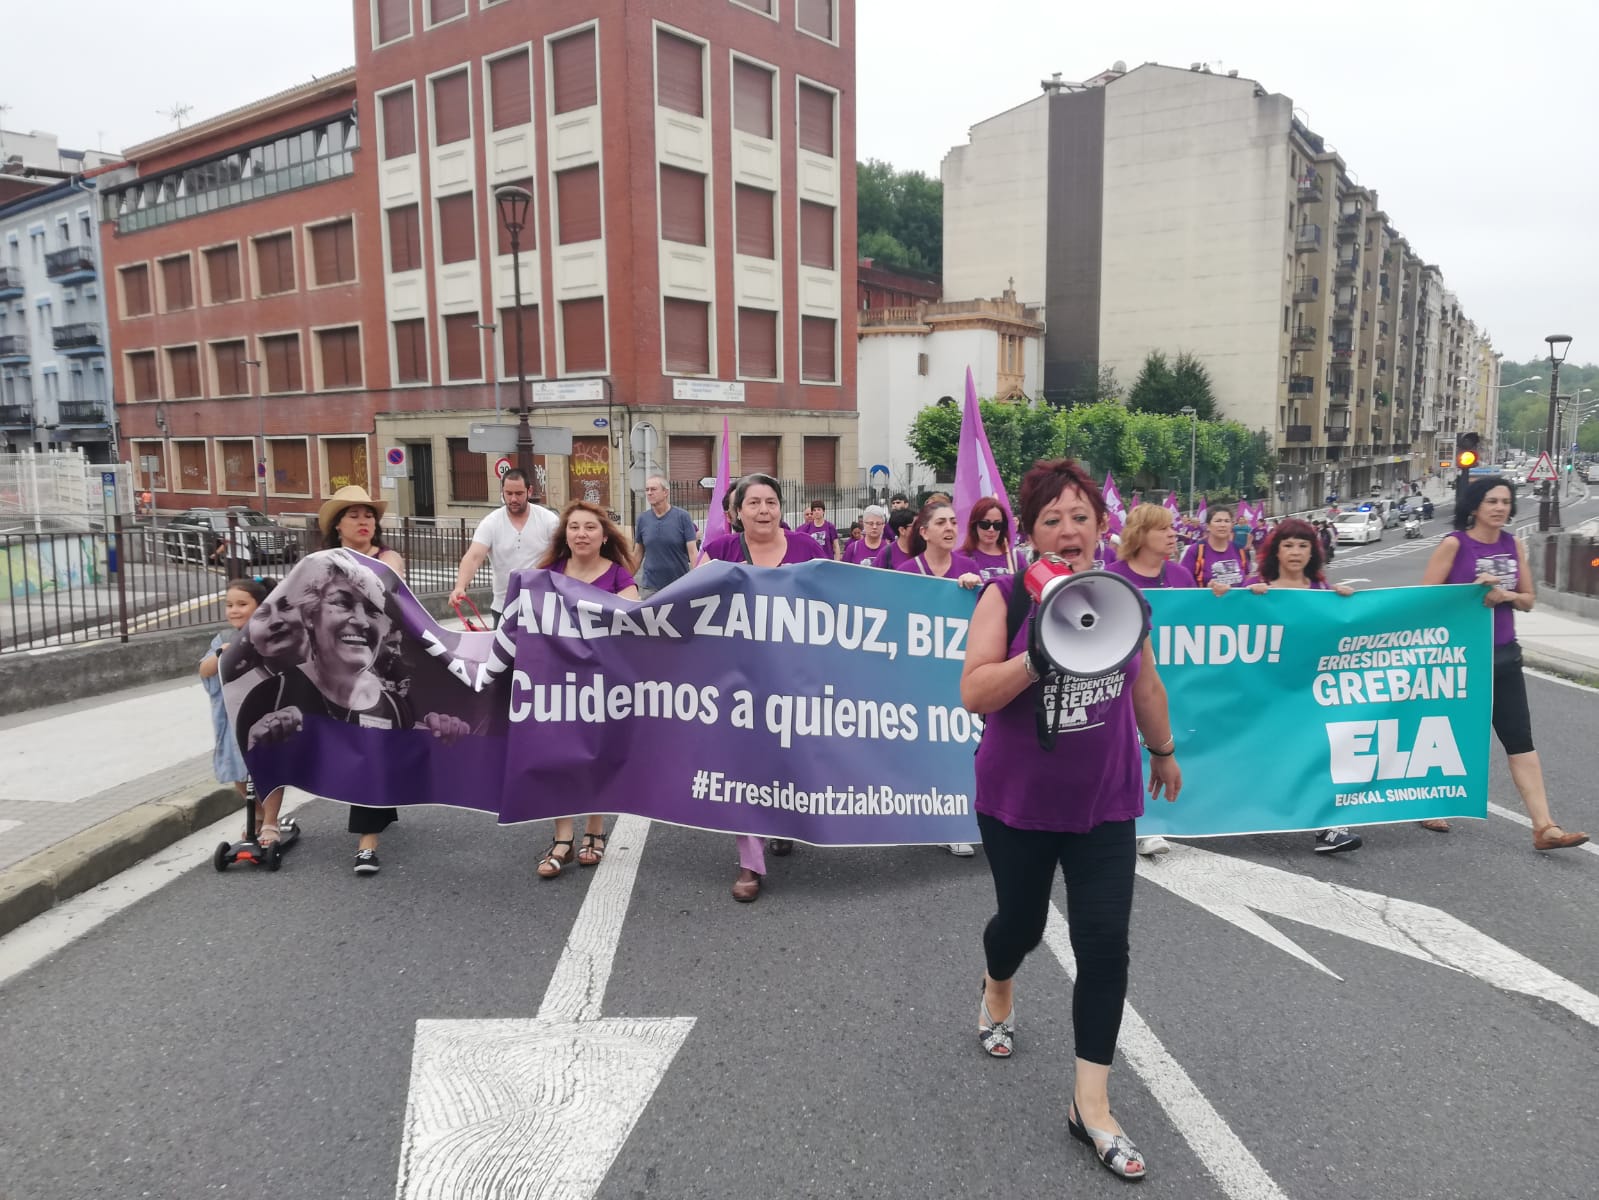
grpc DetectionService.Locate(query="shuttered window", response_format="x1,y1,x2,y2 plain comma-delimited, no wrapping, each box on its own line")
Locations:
262,333,302,394
801,316,836,383
167,346,201,398
387,206,422,272
669,436,713,484
737,308,778,379
269,440,310,496
803,436,838,484
213,340,249,396
449,437,489,502
311,219,356,285
733,60,774,139
324,438,369,493
381,88,416,159
254,233,295,296
494,179,536,255
428,0,465,22
498,304,541,378
121,265,151,317
551,28,597,114
800,201,834,270
797,0,834,39
735,185,775,258
444,312,482,380
161,256,193,311
489,50,532,130
438,193,476,264
561,296,606,373
556,165,601,244
176,441,210,491
432,69,471,145
659,166,706,246
128,351,158,401
656,31,704,117
798,84,834,157
375,0,410,44
734,0,773,11
204,245,241,303
393,319,428,383
319,327,363,389
219,439,255,493
740,435,779,476
663,299,710,375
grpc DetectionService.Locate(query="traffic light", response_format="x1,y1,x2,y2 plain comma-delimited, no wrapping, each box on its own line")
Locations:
1455,432,1480,471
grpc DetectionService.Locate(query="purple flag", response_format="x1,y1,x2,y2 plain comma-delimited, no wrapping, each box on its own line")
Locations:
1163,491,1182,518
1196,496,1208,525
702,416,733,544
1102,472,1126,535
953,367,1013,532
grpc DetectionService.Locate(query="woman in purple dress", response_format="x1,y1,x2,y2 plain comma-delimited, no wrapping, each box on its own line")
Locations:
894,500,982,587
1417,477,1586,849
961,459,1181,1181
1103,504,1198,590
961,496,1019,582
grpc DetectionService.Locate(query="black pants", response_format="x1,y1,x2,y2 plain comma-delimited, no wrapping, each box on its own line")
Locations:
978,812,1136,1066
1491,642,1534,756
348,806,398,835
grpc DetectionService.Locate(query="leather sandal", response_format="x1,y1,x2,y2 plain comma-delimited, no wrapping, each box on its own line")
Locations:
577,832,607,867
1533,824,1590,851
1068,1101,1146,1180
731,868,761,902
977,977,1014,1058
1419,818,1450,833
537,839,574,879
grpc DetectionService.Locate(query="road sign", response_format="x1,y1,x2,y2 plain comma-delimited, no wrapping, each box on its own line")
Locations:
468,424,575,456
382,446,409,478
1525,451,1558,483
532,379,605,404
593,418,609,428
494,457,512,480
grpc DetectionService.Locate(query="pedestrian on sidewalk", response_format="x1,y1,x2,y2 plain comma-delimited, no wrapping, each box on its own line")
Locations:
199,577,277,833
1418,476,1588,850
450,470,559,626
633,475,698,599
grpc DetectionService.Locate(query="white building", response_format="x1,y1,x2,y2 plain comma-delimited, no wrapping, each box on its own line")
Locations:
0,128,118,175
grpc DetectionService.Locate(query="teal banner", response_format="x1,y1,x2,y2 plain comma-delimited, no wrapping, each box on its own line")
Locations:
1136,585,1493,837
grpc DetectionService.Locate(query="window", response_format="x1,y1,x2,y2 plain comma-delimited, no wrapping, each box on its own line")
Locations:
128,351,158,401
160,255,194,311
432,69,471,144
268,439,310,495
261,333,302,393
254,233,296,295
132,439,167,490
656,31,704,117
324,438,369,493
561,296,606,373
428,0,466,23
738,308,777,379
311,219,357,285
318,327,363,389
489,50,532,130
798,84,835,157
438,193,476,263
733,60,774,139
167,347,201,398
740,435,778,476
669,435,713,484
556,165,601,244
663,299,710,374
803,435,838,484
494,179,536,255
121,264,152,317
801,316,836,382
800,201,834,270
733,0,774,12
797,0,834,39
499,304,541,377
550,27,597,113
381,87,417,159
659,166,706,246
204,244,242,303
444,312,482,380
387,205,422,272
449,437,489,502
393,318,428,383
735,185,774,258
213,340,249,396
175,440,210,491
219,438,256,493
375,0,410,44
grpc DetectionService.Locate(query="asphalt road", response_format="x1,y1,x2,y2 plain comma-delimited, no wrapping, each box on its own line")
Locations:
1,675,1596,1199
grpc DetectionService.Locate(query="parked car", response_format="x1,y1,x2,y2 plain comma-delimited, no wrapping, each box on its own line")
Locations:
1587,463,1599,484
1333,509,1383,545
158,507,300,567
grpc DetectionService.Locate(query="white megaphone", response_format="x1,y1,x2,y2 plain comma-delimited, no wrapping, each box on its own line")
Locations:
1023,554,1151,678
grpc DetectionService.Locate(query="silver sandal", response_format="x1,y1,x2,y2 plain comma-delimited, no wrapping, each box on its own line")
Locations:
977,978,1014,1058
1068,1102,1146,1180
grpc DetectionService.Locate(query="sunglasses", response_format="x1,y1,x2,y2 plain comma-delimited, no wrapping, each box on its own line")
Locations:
975,519,1006,531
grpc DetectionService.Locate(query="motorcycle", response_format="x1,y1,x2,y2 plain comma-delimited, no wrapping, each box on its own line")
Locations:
1404,516,1422,539
1420,499,1434,521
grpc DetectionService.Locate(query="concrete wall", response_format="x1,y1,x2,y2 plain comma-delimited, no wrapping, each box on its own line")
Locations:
941,97,1050,305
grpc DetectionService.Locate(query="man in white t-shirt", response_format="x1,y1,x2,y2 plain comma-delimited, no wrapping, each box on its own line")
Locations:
449,470,559,624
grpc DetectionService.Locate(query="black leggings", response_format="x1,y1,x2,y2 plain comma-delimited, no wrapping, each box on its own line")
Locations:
977,813,1135,1067
1491,643,1534,756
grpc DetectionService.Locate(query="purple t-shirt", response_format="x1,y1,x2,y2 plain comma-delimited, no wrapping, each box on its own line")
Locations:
970,548,1016,582
973,575,1145,833
1180,540,1251,588
881,541,915,570
548,557,637,595
1444,529,1519,646
700,530,826,566
895,551,981,580
801,520,838,556
843,537,891,566
1104,557,1199,590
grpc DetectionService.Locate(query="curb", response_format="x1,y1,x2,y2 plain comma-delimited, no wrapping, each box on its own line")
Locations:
0,785,240,940
1521,649,1599,690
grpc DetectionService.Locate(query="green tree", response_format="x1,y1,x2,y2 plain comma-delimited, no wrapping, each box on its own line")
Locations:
905,397,1064,494
1126,350,1218,419
857,158,942,272
1060,402,1143,481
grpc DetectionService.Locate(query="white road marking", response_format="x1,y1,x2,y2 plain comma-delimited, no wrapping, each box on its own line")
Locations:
1488,801,1599,857
1043,905,1290,1200
1525,667,1599,694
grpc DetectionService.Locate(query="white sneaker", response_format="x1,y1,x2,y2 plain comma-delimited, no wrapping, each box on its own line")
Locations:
1137,836,1171,857
946,842,976,857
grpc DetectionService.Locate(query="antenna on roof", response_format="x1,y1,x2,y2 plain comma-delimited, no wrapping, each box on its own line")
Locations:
160,102,194,130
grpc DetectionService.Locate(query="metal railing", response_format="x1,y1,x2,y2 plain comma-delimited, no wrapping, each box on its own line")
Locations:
0,404,33,428
44,246,95,279
56,401,107,425
0,333,29,359
0,265,22,294
52,323,103,352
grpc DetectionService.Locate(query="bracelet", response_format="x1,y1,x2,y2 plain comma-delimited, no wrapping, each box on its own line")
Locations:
1145,734,1175,755
1021,652,1041,683
1147,745,1175,758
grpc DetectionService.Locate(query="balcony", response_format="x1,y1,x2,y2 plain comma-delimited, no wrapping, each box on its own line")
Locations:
1331,343,1354,361
1331,300,1355,324
0,265,22,300
1297,171,1324,202
51,323,103,355
1285,424,1312,443
1325,426,1350,443
0,333,29,363
56,401,108,425
0,404,33,429
1288,374,1315,396
44,245,96,284
1334,255,1359,283
1295,225,1322,251
1290,327,1316,350
1293,275,1319,303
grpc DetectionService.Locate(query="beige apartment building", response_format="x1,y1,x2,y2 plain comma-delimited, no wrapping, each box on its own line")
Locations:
943,62,1498,509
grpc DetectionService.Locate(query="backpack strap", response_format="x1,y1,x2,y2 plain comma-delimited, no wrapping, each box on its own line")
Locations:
1004,568,1031,647
738,533,754,564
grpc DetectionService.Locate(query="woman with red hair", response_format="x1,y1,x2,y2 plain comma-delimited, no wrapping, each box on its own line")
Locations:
961,497,1018,582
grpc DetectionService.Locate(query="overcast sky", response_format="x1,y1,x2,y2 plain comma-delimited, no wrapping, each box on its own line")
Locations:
7,0,1593,364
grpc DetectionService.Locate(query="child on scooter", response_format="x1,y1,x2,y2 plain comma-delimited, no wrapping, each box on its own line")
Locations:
198,577,277,831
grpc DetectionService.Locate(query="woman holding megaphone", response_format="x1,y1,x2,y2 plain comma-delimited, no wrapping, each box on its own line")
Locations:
960,459,1182,1182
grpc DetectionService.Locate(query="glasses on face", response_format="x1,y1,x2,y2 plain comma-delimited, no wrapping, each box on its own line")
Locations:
976,519,1005,531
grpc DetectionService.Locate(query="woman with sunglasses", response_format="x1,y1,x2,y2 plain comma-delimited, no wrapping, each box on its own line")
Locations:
962,498,1018,582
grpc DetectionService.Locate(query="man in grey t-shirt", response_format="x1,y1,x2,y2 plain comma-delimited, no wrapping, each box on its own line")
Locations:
634,476,699,597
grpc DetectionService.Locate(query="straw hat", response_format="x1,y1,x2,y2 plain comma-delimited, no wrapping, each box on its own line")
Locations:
317,485,388,537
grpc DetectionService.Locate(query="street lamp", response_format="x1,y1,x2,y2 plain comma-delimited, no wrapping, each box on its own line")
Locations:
1540,334,1572,530
494,184,535,490
1179,405,1198,515
244,358,265,516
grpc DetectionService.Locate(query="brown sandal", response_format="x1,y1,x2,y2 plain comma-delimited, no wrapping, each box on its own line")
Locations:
537,839,574,878
1532,825,1590,851
1419,819,1450,833
577,832,607,867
